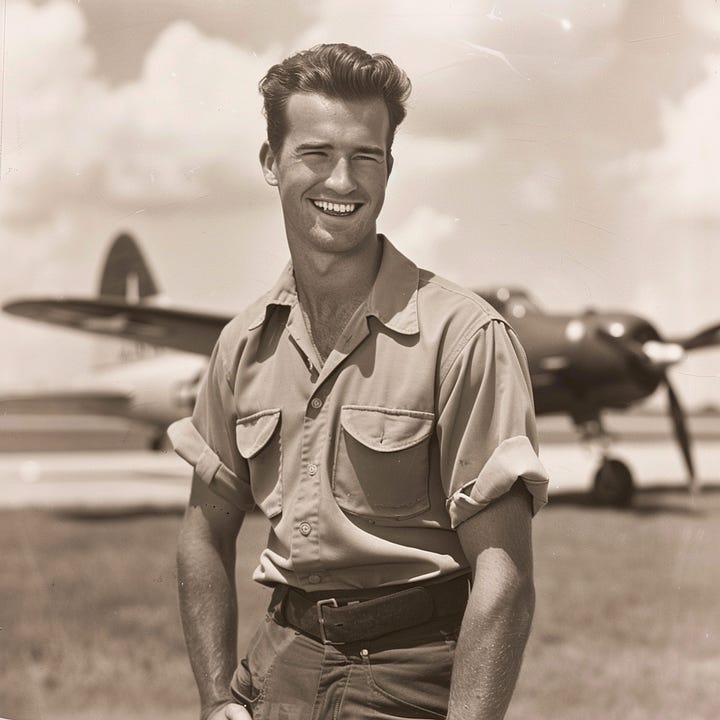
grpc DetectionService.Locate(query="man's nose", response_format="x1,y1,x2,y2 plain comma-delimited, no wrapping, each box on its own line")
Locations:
325,158,356,195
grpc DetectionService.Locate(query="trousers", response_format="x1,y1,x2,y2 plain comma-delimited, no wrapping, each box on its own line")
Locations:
230,587,462,719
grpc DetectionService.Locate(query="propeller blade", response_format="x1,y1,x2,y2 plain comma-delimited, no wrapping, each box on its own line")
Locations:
676,323,720,352
663,375,699,495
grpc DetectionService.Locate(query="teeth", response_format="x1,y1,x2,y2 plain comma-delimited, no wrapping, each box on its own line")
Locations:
313,200,357,215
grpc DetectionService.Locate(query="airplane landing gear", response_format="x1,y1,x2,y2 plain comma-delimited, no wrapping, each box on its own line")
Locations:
592,457,635,507
577,417,635,507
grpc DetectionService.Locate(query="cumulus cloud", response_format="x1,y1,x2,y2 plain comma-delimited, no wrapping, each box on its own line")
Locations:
629,54,720,222
294,0,624,137
0,1,275,223
1,1,108,221
0,0,628,226
103,22,272,208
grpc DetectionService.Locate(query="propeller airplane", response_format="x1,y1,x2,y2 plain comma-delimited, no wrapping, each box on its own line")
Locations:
3,235,719,505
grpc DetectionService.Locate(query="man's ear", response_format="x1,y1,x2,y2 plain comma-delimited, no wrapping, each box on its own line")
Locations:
259,142,278,186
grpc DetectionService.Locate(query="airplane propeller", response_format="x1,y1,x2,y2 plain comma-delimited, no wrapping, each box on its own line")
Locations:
673,322,720,352
596,326,701,495
662,376,697,493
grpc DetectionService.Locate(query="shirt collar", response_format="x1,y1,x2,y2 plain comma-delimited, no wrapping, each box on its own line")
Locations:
365,235,419,335
247,261,297,330
247,235,420,336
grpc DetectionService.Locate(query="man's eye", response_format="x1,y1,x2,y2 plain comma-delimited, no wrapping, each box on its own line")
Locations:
303,151,327,158
356,155,381,162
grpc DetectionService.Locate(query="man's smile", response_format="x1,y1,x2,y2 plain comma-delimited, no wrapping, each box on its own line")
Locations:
311,199,362,217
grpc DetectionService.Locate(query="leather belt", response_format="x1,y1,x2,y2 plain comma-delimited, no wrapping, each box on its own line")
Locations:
281,573,471,645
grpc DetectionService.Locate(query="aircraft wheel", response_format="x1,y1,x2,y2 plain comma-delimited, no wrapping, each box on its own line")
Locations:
592,458,635,507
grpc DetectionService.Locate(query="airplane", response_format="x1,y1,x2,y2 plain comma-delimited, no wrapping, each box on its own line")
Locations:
0,234,208,449
3,234,719,504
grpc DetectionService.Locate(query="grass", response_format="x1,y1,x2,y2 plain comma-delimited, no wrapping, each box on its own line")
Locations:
1,491,718,720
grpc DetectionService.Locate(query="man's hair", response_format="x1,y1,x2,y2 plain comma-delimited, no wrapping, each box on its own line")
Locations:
259,43,411,154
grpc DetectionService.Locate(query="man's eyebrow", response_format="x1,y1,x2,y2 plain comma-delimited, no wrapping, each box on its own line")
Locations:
295,142,386,157
295,142,332,152
355,145,386,157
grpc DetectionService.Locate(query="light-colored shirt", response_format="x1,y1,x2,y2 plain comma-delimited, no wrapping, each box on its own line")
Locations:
169,236,548,591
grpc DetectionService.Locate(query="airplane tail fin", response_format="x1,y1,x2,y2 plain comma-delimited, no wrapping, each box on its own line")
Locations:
98,233,160,302
95,233,163,366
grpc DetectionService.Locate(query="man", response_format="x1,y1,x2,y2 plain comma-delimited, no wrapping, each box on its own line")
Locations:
170,43,548,720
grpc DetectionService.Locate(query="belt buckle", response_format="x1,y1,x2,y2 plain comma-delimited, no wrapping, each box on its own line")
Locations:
316,597,340,645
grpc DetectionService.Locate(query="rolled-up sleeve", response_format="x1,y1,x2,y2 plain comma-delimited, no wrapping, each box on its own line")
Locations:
168,340,255,511
438,319,549,527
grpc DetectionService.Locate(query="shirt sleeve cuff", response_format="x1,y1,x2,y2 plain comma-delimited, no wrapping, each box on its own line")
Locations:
446,435,549,527
167,417,255,511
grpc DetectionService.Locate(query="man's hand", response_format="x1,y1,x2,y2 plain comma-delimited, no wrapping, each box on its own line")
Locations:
206,701,252,720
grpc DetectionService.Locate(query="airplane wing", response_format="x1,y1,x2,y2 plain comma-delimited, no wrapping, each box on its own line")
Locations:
3,297,232,356
0,390,131,416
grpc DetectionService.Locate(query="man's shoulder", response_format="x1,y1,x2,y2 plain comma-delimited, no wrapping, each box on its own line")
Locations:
417,268,506,330
214,288,278,356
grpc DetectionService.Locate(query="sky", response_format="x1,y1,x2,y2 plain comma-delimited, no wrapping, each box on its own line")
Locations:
0,0,719,409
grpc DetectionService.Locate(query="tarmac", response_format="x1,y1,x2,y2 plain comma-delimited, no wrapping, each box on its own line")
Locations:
0,413,718,513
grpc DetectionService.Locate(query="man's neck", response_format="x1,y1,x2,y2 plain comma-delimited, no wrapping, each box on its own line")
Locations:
290,235,382,315
290,235,383,363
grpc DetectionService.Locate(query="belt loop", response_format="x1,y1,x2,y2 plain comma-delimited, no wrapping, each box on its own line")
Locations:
276,584,291,625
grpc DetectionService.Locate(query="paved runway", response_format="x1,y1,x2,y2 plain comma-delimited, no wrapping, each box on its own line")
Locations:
0,450,191,513
0,433,718,512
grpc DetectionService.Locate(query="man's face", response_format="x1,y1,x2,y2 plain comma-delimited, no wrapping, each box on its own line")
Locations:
260,92,392,256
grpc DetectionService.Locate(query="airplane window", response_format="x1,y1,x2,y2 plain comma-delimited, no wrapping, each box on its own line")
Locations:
512,304,527,318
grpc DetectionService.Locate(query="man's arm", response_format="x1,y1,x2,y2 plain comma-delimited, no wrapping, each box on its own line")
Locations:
176,474,250,720
447,480,535,720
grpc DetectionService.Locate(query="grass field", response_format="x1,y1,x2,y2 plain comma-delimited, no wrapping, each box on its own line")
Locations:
1,490,718,720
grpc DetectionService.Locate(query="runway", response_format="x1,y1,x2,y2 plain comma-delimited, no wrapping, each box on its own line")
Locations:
0,450,191,513
0,414,718,512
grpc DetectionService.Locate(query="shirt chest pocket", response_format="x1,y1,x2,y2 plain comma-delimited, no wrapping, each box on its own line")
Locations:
235,409,282,519
333,406,435,521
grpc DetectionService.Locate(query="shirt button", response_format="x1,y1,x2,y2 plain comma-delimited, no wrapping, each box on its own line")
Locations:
307,463,318,476
360,648,369,657
308,574,321,584
310,397,323,409
299,521,312,536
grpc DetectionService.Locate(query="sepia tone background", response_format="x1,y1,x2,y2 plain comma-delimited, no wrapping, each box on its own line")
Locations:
1,2,719,720
0,0,718,409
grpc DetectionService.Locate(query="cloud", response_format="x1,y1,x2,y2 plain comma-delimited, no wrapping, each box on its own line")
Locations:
1,1,107,222
629,54,720,222
390,205,458,271
0,2,275,223
293,0,624,137
103,22,272,208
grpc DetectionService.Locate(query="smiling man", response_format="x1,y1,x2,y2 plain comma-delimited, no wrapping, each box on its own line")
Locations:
171,43,549,720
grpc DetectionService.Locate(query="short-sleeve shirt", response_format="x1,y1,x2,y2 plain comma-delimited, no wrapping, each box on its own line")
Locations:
169,236,548,591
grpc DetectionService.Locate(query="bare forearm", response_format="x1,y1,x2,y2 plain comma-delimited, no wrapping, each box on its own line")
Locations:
176,500,244,720
447,572,534,720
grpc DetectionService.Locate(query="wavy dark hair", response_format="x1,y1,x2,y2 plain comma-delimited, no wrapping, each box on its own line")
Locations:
259,43,411,154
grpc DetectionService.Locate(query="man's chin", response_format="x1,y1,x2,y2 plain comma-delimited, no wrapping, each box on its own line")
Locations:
307,225,376,254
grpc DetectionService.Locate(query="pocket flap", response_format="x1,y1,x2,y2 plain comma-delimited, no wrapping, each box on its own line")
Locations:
340,406,434,453
235,409,281,459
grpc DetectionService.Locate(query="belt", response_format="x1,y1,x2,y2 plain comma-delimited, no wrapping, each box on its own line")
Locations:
281,573,471,645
